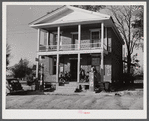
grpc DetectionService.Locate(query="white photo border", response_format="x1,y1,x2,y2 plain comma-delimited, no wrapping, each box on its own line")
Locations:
2,2,147,119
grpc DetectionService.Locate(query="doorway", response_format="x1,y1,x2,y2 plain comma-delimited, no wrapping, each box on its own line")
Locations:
70,60,77,81
72,34,78,50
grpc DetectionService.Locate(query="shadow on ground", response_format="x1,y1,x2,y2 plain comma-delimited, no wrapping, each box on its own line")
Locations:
13,80,143,96
8,90,45,96
116,83,143,92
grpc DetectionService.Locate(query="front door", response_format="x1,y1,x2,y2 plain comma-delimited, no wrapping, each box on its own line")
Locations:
70,60,77,81
72,34,78,50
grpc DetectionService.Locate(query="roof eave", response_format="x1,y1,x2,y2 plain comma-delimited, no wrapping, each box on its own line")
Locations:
29,18,110,29
28,5,67,26
110,17,125,45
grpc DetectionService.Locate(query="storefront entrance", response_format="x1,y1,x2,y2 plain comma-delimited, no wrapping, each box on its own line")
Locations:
70,60,77,81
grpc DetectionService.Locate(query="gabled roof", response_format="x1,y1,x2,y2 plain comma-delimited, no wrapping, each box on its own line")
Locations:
29,5,110,27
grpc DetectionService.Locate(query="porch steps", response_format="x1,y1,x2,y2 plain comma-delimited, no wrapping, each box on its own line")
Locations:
55,82,77,94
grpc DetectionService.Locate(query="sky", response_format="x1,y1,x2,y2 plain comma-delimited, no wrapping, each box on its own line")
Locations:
6,5,144,67
7,5,62,67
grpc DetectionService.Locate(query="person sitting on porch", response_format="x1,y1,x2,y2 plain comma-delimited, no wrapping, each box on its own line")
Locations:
59,72,65,85
85,71,89,82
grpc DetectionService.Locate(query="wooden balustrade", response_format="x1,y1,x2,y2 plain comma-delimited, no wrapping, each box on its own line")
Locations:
39,42,103,52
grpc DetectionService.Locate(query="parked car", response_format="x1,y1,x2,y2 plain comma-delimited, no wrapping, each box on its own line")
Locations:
6,77,25,95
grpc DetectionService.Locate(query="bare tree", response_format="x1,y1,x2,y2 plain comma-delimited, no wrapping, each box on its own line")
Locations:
74,5,143,74
132,6,144,51
72,5,105,12
108,5,143,74
6,43,11,69
132,6,143,37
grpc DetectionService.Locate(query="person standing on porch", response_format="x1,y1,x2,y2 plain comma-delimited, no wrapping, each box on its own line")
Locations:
91,66,98,88
80,65,85,82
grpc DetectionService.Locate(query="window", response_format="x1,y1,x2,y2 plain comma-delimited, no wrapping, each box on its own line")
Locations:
72,34,78,44
53,58,56,74
107,28,112,52
41,56,45,59
92,31,99,40
90,29,101,47
71,34,78,50
53,33,62,45
108,38,112,52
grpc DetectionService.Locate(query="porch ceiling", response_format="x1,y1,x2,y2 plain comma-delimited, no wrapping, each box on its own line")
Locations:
44,22,103,32
37,49,108,56
45,53,102,58
31,19,112,30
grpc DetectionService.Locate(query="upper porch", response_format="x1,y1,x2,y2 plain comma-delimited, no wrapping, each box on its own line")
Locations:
29,5,124,82
29,6,124,55
37,23,111,55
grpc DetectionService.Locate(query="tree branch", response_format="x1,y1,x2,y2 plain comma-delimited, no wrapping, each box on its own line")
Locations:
130,38,140,54
119,7,129,27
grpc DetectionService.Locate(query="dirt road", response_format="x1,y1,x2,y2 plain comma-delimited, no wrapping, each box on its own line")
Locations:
6,90,143,109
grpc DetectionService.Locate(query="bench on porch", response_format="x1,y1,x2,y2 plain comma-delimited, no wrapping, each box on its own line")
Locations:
78,82,90,90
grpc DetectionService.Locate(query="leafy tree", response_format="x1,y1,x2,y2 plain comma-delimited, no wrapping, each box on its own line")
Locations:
6,44,11,69
11,58,32,79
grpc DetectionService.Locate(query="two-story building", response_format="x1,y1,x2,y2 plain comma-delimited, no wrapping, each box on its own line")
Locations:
29,5,124,91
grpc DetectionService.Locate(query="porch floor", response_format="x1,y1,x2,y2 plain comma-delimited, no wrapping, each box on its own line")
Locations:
49,82,90,94
55,82,78,94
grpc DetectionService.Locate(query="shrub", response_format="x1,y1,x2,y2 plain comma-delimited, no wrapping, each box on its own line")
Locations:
122,73,135,85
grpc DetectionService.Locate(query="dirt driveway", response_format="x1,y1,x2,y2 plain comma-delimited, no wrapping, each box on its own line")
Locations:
6,90,143,110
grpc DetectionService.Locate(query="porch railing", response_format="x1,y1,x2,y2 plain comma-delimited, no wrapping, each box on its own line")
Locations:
39,42,102,52
81,43,101,50
39,45,57,52
60,44,78,50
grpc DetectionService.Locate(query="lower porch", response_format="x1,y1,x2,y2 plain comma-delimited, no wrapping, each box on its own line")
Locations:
40,53,112,90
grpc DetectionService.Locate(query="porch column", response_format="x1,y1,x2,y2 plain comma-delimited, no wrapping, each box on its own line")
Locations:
36,55,39,78
101,22,104,82
77,53,80,83
57,26,60,51
78,24,81,50
37,29,41,52
77,25,81,83
36,29,41,78
56,54,59,84
105,27,107,50
46,32,49,51
101,23,104,50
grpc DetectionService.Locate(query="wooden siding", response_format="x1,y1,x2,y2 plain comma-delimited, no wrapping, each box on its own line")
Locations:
110,28,123,83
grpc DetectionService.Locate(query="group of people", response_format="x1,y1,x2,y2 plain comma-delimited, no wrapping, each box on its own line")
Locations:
59,65,98,83
80,65,98,83
59,71,71,84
